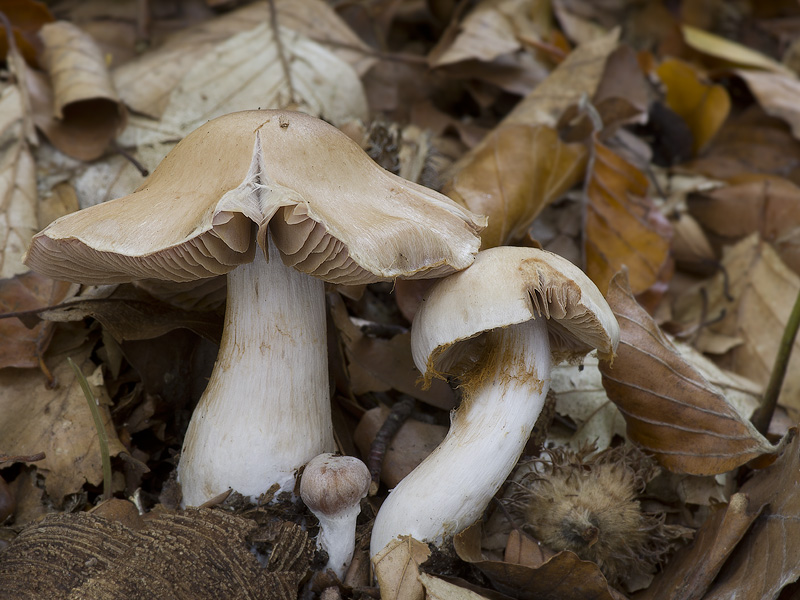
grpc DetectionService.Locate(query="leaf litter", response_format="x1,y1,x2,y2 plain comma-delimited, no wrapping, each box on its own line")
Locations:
3,0,800,598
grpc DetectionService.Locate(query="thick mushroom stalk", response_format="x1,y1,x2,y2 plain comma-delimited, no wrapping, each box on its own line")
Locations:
23,110,485,507
370,318,551,553
369,246,619,557
179,239,332,504
301,454,371,580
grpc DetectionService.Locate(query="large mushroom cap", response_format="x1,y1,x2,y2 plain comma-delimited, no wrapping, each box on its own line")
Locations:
25,110,486,285
412,246,620,380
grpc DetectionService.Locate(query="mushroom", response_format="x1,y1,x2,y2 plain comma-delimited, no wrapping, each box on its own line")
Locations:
24,110,485,507
369,246,620,555
300,453,371,579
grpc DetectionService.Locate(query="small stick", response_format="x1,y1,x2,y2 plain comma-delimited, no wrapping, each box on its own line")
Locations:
367,397,415,495
752,287,800,434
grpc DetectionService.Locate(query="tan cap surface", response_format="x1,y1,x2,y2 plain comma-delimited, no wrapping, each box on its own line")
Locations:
412,246,620,378
25,110,486,285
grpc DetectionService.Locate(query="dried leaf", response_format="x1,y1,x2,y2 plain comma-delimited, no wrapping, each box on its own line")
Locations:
113,0,372,120
656,58,730,153
638,493,764,600
681,25,794,76
550,354,627,451
37,285,223,344
585,139,672,295
453,524,620,600
33,21,126,161
0,0,54,67
329,294,455,410
0,271,75,369
703,430,800,599
737,70,800,140
372,536,431,600
0,57,38,278
673,234,800,420
0,347,126,501
599,270,776,475
442,28,619,248
687,107,800,186
688,175,800,275
419,572,492,600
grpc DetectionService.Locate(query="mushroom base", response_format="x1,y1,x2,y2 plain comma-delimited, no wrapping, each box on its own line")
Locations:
370,318,552,555
178,242,335,506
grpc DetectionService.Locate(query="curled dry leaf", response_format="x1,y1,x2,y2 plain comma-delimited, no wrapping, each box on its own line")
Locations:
0,347,126,501
673,234,800,420
442,28,620,248
585,139,672,295
703,430,800,599
371,536,431,600
656,58,730,154
32,21,126,161
453,524,621,600
0,271,75,370
638,493,764,600
599,270,776,475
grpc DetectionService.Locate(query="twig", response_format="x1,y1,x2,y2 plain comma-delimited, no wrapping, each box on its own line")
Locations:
111,141,149,177
68,357,113,501
752,287,800,434
367,397,415,495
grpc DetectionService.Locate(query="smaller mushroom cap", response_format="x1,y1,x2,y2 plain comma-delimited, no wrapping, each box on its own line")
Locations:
300,454,371,516
412,246,620,380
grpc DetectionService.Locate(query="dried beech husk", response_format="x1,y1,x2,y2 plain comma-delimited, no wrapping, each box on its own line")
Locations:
0,508,312,599
25,110,485,286
503,445,689,590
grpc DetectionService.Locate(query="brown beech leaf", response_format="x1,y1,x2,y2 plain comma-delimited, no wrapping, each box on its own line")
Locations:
585,139,672,295
656,58,730,154
329,294,455,410
0,346,126,501
599,270,776,475
687,174,800,275
673,234,800,420
443,125,587,249
31,21,126,161
442,28,619,249
703,430,800,599
453,524,621,600
638,493,764,600
36,285,223,344
372,536,431,600
0,0,54,67
0,271,75,370
686,106,800,186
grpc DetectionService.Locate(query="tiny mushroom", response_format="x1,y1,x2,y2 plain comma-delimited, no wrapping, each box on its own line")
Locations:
24,110,485,507
300,453,371,579
370,246,620,556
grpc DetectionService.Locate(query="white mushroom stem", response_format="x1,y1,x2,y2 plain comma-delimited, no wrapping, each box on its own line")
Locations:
316,502,363,579
370,317,552,555
178,237,334,506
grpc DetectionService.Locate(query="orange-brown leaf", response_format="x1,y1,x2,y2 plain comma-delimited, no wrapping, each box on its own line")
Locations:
599,271,776,475
585,140,672,295
443,124,587,249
